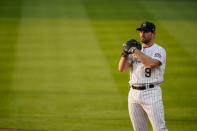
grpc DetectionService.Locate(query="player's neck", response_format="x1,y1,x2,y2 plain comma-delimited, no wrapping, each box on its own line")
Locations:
143,41,154,48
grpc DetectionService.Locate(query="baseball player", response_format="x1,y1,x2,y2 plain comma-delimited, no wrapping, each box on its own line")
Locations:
118,22,168,131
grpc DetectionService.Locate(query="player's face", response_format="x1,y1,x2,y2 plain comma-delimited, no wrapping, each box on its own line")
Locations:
140,30,155,44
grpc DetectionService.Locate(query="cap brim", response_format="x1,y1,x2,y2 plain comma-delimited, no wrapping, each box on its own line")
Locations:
136,27,142,31
136,27,152,32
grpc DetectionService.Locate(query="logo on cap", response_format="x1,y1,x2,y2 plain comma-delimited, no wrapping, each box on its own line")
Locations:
142,23,146,27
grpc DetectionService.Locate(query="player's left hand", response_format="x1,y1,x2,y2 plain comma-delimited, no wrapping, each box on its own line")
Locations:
123,39,142,54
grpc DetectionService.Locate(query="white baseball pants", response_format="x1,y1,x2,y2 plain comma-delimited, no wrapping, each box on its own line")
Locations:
128,85,168,131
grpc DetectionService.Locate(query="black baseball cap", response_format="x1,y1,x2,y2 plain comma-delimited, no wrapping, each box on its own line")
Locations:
136,21,156,32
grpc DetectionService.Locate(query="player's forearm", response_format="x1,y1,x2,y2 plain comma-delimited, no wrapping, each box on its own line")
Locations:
118,56,130,72
133,49,160,68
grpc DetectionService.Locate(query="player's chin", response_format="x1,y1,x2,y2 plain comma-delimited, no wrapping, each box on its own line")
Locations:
141,39,150,44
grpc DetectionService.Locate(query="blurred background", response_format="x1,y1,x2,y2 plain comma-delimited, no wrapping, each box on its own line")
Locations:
0,0,196,130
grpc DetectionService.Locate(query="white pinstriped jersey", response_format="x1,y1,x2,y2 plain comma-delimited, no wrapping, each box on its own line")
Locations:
128,43,166,85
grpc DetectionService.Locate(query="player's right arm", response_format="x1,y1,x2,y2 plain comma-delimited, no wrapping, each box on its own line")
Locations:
118,56,131,72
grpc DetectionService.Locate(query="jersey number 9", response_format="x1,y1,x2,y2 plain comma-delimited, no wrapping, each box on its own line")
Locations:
145,68,151,77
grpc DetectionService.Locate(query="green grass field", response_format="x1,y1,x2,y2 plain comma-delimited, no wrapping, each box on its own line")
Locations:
0,0,196,130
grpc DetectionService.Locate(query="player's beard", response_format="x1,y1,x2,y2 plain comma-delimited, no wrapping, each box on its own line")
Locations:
141,39,150,44
141,38,151,44
141,36,152,45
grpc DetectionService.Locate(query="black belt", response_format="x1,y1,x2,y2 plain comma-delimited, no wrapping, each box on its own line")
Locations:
132,84,154,90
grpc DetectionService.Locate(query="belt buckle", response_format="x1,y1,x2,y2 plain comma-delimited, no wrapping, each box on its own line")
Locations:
146,84,154,89
145,84,149,89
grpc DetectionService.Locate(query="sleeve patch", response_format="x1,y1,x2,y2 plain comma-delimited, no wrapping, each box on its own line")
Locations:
154,53,162,58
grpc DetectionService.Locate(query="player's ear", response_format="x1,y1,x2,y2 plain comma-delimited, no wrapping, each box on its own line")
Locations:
152,31,156,37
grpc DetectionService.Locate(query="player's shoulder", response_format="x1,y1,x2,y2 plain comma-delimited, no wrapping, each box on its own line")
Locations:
152,43,166,53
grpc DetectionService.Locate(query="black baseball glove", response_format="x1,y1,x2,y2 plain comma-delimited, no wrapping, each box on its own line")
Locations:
121,39,142,57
